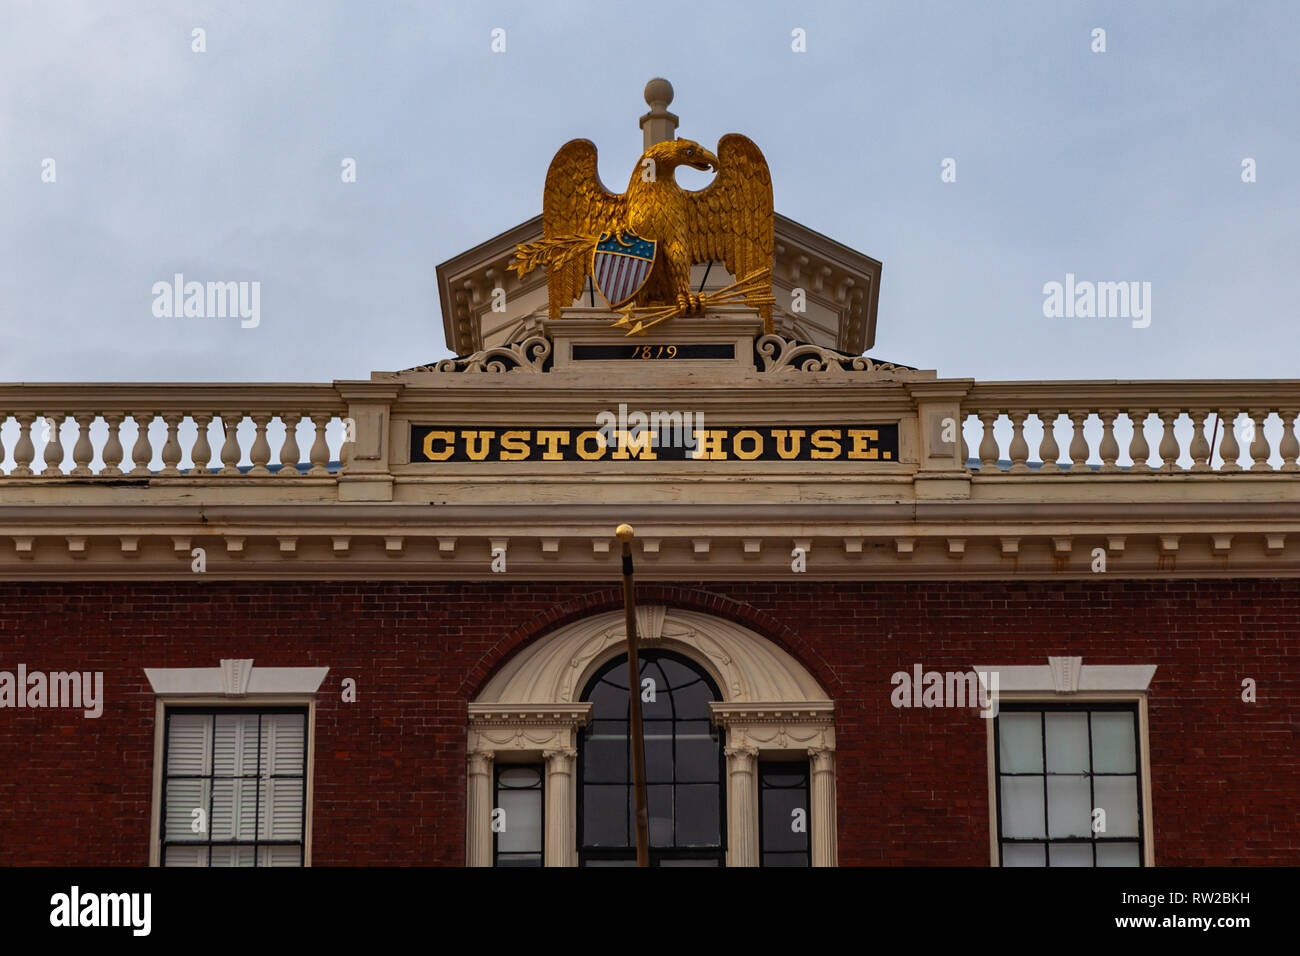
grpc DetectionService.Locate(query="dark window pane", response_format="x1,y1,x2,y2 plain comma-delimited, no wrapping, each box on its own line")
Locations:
644,732,673,782
584,786,628,846
675,784,721,846
676,736,720,782
655,657,692,684
671,680,713,718
584,735,627,784
759,762,810,865
660,858,721,866
580,651,724,866
761,787,807,852
588,679,628,715
498,767,542,789
648,784,674,847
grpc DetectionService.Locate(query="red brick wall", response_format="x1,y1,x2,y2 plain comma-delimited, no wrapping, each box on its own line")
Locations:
1,579,1295,865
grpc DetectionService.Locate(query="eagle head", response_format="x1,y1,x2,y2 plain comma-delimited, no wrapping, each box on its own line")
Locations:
644,138,718,175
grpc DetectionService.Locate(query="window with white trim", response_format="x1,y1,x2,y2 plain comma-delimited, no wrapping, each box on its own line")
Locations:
160,707,308,867
494,765,544,867
759,761,811,867
994,703,1143,867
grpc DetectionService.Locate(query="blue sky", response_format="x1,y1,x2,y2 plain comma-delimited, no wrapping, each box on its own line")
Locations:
2,0,1296,382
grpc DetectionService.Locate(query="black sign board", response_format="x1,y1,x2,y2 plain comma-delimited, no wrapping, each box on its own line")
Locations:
571,343,735,361
410,424,899,463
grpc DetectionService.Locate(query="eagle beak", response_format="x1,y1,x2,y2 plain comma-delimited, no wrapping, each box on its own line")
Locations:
689,148,718,171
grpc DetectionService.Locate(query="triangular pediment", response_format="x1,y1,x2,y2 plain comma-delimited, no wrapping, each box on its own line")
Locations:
436,213,881,359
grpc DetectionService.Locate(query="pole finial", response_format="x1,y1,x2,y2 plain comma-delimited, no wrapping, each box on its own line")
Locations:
640,78,678,150
616,523,635,541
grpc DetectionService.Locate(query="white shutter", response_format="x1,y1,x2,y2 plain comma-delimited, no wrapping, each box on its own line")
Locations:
163,845,208,867
259,713,306,843
258,845,302,867
162,709,307,867
164,714,212,843
166,714,212,775
211,714,259,841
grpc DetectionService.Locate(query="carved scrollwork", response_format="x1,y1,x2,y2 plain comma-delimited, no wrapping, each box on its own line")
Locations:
755,334,907,375
408,334,552,374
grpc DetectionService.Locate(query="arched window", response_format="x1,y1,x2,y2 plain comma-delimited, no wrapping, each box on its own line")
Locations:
467,607,837,866
578,650,725,866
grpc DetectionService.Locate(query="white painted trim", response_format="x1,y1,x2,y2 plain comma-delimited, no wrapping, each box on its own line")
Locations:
145,661,329,696
470,606,836,866
976,664,1157,694
147,691,322,868
983,676,1157,868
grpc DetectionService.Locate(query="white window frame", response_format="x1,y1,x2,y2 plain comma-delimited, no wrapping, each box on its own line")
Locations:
979,658,1156,867
145,661,328,867
469,607,837,866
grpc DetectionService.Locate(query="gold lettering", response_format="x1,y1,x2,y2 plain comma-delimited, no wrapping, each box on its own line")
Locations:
847,428,879,460
499,430,531,461
575,430,607,460
463,430,495,461
535,430,570,460
810,428,841,459
771,428,805,460
732,429,763,460
611,429,658,460
421,430,455,461
690,429,729,460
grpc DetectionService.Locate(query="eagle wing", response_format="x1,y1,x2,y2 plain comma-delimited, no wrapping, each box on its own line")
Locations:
543,139,626,321
686,134,774,330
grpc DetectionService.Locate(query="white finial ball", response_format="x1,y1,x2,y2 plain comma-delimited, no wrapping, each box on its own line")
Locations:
644,78,674,109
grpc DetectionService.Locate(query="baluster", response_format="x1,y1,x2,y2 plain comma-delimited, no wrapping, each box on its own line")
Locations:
101,413,124,476
1280,411,1299,473
308,412,331,476
13,413,36,477
1127,409,1152,473
959,420,970,469
129,411,155,476
1217,409,1241,473
1248,408,1271,472
1008,411,1030,473
219,412,243,475
249,414,272,475
279,413,302,477
159,414,183,476
1067,411,1091,473
42,413,65,477
977,412,999,471
190,413,213,475
0,412,6,476
71,412,95,476
1036,409,1060,474
1188,409,1211,472
1157,409,1180,473
1098,410,1120,473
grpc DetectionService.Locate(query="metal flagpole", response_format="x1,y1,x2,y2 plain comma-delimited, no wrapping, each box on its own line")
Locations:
617,523,651,867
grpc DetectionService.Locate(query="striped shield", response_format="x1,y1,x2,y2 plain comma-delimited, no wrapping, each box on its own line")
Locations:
591,231,657,309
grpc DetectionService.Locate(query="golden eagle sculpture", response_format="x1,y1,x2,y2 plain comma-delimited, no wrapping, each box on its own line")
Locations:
510,135,775,335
